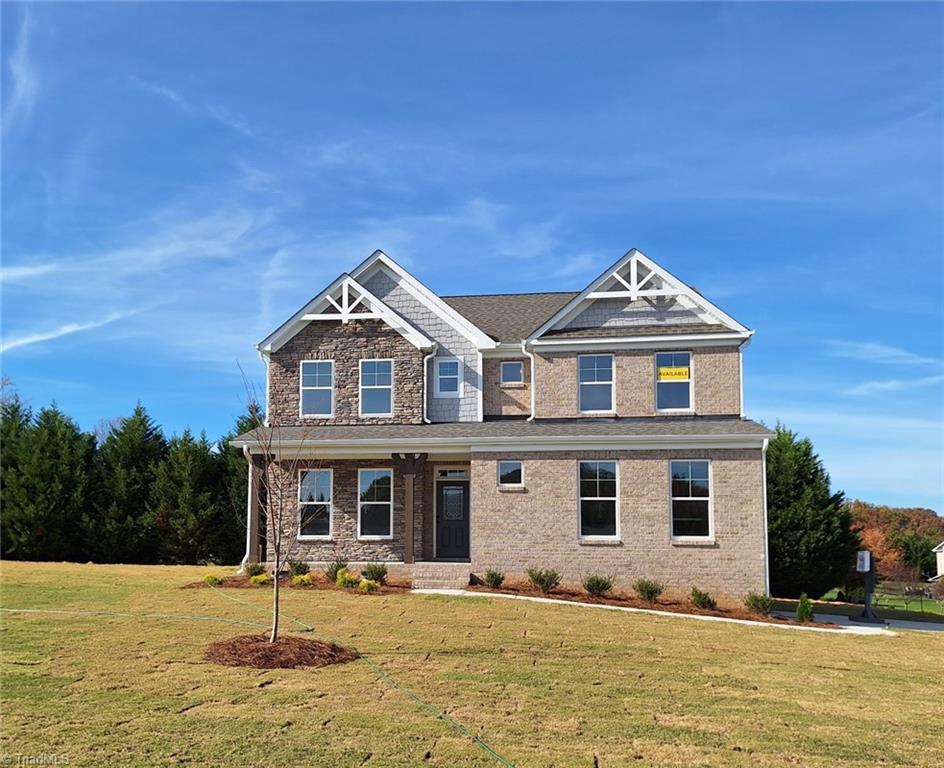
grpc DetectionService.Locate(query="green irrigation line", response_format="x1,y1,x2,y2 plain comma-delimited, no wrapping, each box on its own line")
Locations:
207,584,517,768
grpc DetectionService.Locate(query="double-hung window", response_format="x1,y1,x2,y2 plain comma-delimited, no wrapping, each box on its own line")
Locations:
434,357,462,398
578,460,618,538
578,354,614,413
300,360,333,417
670,460,712,539
500,361,524,384
298,469,332,539
358,469,393,539
360,359,393,416
655,352,692,411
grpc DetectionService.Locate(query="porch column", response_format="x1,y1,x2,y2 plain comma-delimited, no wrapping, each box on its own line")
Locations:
392,452,428,564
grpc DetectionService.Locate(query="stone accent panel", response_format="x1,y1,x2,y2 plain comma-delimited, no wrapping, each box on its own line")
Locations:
533,346,740,418
482,357,531,417
469,449,766,602
268,319,424,426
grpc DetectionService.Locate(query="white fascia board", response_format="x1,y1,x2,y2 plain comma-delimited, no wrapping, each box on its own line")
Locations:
482,343,530,359
351,250,498,349
529,331,752,352
258,272,350,352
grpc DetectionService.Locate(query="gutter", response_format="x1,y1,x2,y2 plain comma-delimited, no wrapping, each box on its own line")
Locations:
520,340,536,421
422,342,439,423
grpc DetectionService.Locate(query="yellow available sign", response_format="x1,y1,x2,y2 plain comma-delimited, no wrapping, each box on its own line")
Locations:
657,366,690,381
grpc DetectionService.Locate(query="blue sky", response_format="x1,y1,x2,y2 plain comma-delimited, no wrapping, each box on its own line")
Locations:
2,2,942,510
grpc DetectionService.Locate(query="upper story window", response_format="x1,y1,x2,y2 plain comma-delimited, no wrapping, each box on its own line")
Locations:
500,361,524,384
300,360,333,417
298,469,332,539
434,357,463,398
358,468,393,539
578,354,614,413
360,359,393,417
578,460,618,539
670,460,711,539
655,352,692,411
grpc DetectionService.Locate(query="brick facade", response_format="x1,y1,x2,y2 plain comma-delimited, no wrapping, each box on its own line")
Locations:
267,319,425,426
533,346,740,418
482,357,531,417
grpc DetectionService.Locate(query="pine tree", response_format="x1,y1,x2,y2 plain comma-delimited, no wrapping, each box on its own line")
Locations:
84,404,167,563
766,424,859,598
1,393,34,558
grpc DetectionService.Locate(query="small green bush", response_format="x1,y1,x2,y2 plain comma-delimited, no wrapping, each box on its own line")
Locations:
796,592,814,622
744,591,773,615
526,567,562,594
483,569,505,589
292,573,314,588
204,573,224,587
690,587,717,611
250,573,272,586
244,562,265,577
358,579,380,593
582,574,614,597
324,557,348,583
360,563,388,584
335,567,359,589
632,578,664,604
287,559,310,577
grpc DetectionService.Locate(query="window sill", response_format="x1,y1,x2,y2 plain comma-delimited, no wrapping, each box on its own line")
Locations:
300,414,334,419
497,485,526,493
578,538,622,546
656,409,694,415
357,536,394,542
578,411,616,417
671,538,716,547
298,536,333,542
500,382,525,389
433,394,462,399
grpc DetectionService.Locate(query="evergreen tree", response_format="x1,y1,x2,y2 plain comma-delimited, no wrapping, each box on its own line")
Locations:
766,424,859,598
84,404,167,563
0,394,34,558
2,405,96,561
215,403,265,564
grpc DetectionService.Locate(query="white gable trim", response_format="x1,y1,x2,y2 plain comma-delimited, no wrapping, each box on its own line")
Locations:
258,274,434,353
528,249,751,341
352,250,498,349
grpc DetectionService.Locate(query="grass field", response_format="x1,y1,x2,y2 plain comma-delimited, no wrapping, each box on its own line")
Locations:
1,562,942,767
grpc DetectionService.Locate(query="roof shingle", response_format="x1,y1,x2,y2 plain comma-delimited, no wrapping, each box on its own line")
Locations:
442,292,579,343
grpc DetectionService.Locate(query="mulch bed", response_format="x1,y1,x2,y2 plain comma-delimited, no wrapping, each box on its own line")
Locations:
205,633,359,669
184,572,412,595
466,582,839,628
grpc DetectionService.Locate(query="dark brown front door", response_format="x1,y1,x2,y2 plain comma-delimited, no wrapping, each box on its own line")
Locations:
436,480,470,560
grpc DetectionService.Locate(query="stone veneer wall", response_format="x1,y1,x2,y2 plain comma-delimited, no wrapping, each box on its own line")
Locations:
482,357,531,417
469,448,766,602
533,346,740,418
268,319,424,426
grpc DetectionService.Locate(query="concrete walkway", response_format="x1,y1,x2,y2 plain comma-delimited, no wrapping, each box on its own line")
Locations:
772,610,944,634
412,589,896,636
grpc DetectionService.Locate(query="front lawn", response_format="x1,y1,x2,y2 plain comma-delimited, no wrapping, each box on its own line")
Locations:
1,562,941,767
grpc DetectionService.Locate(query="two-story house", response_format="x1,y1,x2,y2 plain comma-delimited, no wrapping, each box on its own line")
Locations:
232,248,773,600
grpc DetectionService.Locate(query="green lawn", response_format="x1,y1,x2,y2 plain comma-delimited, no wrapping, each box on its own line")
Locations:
1,562,942,767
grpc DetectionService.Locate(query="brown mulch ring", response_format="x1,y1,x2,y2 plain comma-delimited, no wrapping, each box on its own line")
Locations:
205,633,360,669
184,572,412,594
466,582,840,628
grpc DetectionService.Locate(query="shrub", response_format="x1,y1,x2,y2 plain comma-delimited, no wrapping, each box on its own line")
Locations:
743,591,773,615
335,567,360,589
632,578,664,604
250,573,272,586
690,587,717,611
292,573,314,588
204,573,224,587
483,569,505,589
358,579,380,593
287,559,310,577
526,567,562,594
244,562,265,577
582,574,614,597
796,592,814,622
324,557,348,583
360,563,388,584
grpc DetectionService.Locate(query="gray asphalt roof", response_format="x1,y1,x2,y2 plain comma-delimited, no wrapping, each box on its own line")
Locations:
441,292,579,342
539,322,734,339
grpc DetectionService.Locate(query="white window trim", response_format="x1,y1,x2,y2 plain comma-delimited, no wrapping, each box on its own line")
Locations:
433,356,463,399
497,460,524,487
655,351,694,414
297,468,333,540
357,467,394,540
577,459,620,541
500,360,524,385
299,359,334,418
669,459,714,542
577,354,615,414
359,358,394,418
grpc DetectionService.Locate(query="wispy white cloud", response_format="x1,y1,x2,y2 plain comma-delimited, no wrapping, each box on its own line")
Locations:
3,5,38,133
127,75,187,109
843,375,944,397
0,263,59,282
0,311,135,354
128,76,254,138
823,340,938,366
205,104,254,138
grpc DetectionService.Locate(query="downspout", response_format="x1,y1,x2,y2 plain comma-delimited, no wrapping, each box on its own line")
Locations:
521,340,536,421
422,343,439,424
240,444,253,571
761,437,770,596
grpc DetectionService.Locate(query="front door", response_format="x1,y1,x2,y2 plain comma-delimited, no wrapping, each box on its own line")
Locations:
436,481,470,560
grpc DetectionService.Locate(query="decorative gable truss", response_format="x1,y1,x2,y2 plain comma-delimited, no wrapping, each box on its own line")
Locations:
528,249,752,345
258,274,434,354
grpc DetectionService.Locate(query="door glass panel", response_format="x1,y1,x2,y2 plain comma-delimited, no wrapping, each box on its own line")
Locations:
442,487,464,520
